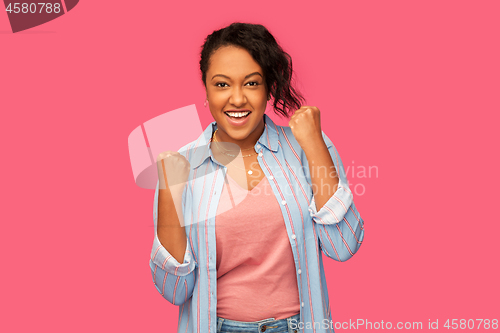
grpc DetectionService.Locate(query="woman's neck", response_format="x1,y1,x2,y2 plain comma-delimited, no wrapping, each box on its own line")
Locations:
214,119,265,151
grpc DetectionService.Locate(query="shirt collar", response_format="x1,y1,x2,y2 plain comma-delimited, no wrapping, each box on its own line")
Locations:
189,114,279,170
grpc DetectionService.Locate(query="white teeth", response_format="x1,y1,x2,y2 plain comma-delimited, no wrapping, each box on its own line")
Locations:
225,111,250,118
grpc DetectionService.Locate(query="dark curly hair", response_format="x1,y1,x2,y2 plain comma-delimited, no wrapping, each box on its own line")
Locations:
200,22,305,118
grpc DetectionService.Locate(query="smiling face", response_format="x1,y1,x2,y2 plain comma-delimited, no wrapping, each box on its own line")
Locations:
205,45,268,147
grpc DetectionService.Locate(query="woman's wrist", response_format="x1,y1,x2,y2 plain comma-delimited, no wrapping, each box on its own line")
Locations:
302,137,328,157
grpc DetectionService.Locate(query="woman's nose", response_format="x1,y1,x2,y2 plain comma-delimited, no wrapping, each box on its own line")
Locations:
229,87,246,106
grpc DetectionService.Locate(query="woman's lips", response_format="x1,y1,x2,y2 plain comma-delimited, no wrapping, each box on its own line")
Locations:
224,112,251,126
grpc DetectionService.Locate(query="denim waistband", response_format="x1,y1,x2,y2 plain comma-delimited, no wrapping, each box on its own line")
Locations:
217,313,301,333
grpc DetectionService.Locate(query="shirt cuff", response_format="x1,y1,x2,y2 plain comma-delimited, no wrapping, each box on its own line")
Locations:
308,179,353,225
151,233,196,276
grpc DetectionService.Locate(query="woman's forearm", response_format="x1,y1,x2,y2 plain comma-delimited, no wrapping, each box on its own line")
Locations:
303,141,340,211
157,187,187,263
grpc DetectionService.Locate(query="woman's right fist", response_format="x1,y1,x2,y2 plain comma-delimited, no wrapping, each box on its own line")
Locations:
156,151,191,191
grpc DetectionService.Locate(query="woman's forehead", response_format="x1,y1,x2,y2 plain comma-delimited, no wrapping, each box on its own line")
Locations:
208,46,263,78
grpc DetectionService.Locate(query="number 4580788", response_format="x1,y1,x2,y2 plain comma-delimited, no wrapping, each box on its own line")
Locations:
5,3,61,14
443,319,498,330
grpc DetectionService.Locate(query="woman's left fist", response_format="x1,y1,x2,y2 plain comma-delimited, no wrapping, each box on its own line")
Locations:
288,106,324,151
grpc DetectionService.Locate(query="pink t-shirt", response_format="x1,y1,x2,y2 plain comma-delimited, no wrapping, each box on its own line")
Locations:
215,174,301,321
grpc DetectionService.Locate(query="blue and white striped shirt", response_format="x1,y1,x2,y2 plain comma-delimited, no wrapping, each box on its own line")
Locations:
150,114,364,333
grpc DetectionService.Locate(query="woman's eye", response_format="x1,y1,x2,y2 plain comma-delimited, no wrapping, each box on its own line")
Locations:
215,82,228,88
246,81,259,86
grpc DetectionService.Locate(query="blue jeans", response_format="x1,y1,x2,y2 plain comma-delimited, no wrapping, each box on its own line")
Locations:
216,313,301,333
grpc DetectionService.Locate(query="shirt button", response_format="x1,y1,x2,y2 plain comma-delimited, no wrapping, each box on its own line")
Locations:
258,152,263,157
291,234,296,239
256,144,261,149
281,200,287,205
268,176,274,180
298,269,302,274
301,302,305,307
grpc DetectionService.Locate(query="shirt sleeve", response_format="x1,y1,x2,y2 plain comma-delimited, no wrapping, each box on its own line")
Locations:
149,180,196,305
308,178,353,225
307,132,365,262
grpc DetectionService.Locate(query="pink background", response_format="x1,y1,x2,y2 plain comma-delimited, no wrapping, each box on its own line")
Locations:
1,1,499,332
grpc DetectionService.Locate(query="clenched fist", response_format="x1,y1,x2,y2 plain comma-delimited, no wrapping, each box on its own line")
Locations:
288,106,324,152
156,151,191,193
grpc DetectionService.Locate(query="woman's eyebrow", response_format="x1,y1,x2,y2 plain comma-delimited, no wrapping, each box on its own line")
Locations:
211,72,263,80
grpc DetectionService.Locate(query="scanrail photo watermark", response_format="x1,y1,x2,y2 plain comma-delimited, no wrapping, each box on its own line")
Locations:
290,318,499,330
151,155,377,227
290,319,423,331
241,161,378,198
343,160,378,197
